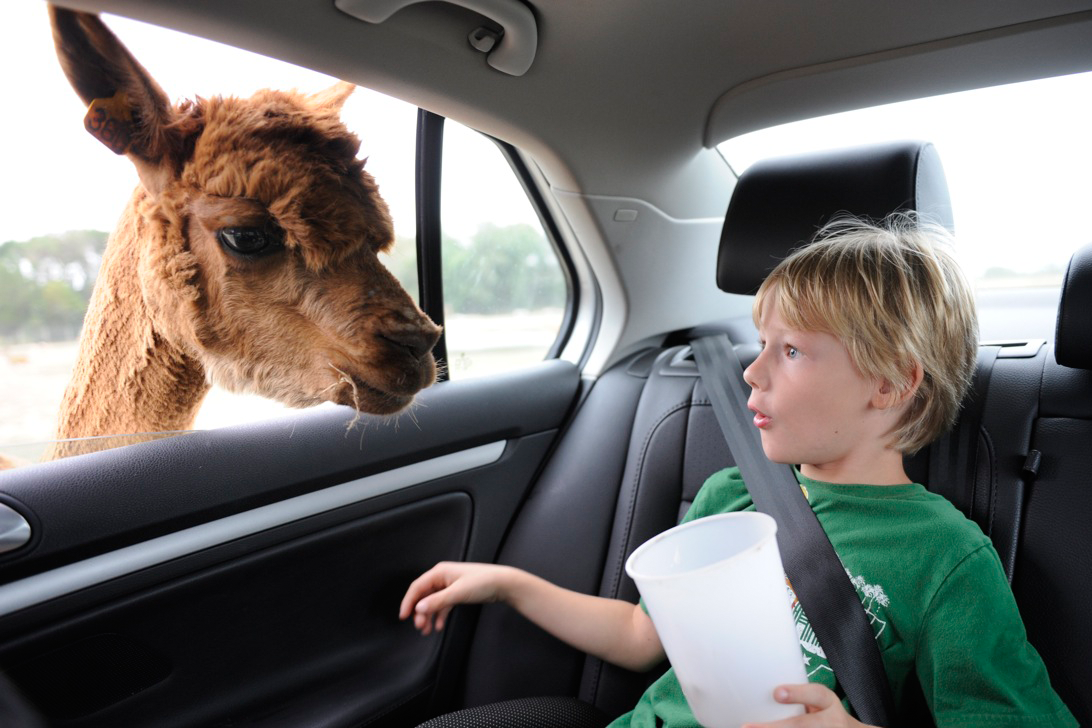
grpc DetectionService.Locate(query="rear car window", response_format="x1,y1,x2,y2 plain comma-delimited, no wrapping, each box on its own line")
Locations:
718,71,1092,290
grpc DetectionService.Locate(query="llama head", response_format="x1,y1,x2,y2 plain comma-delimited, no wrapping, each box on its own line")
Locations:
50,7,441,416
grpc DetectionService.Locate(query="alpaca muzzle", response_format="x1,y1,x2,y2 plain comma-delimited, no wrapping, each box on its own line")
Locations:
378,323,441,363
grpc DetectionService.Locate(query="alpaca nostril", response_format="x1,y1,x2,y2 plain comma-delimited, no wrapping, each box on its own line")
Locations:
380,327,440,361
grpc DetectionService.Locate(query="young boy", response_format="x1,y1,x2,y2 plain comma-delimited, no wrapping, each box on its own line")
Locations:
400,216,1076,727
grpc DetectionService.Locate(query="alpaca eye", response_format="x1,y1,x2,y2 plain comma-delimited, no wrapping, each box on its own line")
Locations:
217,226,284,257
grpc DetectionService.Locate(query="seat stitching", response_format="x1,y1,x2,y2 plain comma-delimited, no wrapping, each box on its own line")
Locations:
589,394,694,705
983,427,999,536
607,399,694,598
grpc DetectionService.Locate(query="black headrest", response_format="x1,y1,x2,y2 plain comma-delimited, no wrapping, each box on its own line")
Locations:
717,141,954,294
1055,243,1092,369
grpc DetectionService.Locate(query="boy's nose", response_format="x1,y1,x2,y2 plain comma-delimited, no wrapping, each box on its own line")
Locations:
742,346,768,391
743,359,760,390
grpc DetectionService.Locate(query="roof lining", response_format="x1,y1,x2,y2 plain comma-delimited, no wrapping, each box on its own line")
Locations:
705,8,1092,146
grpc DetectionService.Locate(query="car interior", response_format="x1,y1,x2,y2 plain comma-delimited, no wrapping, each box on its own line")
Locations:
1,1,1090,726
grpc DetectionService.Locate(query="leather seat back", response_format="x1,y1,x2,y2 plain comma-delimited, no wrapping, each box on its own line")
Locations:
1007,243,1092,725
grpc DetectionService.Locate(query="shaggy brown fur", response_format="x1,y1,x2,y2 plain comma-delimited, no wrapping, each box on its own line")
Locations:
48,7,441,449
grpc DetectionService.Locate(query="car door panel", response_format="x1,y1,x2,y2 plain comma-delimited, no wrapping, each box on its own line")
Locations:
0,359,581,726
5,493,469,727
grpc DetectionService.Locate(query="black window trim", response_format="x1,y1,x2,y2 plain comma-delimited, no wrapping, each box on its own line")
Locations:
413,111,584,376
414,109,449,380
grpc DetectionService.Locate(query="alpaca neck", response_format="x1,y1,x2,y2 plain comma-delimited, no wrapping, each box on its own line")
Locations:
55,216,209,441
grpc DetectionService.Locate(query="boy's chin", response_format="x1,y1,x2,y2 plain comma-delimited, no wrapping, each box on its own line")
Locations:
758,438,796,465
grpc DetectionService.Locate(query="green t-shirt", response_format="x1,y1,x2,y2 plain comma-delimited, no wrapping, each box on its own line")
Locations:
609,467,1076,728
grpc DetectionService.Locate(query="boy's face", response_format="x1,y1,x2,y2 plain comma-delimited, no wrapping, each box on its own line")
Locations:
745,297,904,484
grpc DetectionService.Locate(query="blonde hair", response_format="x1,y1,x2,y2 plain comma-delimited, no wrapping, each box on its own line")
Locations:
753,213,978,454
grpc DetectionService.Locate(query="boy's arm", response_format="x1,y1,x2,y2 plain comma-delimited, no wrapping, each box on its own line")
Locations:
916,546,1077,725
400,561,665,672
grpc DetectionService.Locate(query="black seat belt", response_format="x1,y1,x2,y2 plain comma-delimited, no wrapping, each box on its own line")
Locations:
691,334,897,727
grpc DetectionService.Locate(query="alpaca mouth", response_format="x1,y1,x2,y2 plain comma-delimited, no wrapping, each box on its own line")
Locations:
325,364,417,415
349,376,413,412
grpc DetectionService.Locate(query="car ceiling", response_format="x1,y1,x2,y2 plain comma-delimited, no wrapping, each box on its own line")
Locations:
49,0,1092,222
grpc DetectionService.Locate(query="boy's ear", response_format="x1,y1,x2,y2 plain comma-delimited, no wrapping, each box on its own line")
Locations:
873,362,925,410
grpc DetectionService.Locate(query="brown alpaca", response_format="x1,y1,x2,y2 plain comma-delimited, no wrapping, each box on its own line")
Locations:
47,7,441,452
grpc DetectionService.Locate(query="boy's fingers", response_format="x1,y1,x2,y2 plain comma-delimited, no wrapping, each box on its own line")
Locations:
415,591,448,616
399,563,456,618
400,562,486,633
412,603,453,635
408,590,452,633
399,576,430,618
434,606,454,632
418,608,440,635
742,717,822,728
415,573,479,616
398,590,419,619
741,684,846,727
773,683,840,710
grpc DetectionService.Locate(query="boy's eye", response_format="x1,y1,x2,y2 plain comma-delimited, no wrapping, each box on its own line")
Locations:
786,346,799,359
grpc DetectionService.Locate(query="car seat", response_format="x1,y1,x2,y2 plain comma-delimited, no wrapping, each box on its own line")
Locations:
426,141,1074,726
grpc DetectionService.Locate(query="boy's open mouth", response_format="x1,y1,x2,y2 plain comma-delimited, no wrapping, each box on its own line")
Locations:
749,406,771,429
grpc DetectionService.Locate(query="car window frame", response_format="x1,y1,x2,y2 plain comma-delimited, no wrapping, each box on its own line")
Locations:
413,111,580,380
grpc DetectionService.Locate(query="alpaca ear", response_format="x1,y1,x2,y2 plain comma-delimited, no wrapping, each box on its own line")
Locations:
308,81,356,113
50,6,188,192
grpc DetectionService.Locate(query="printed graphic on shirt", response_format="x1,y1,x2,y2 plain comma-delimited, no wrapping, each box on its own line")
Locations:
848,569,889,637
786,568,889,684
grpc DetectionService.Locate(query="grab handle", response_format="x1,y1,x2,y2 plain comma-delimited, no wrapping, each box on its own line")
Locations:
335,0,537,76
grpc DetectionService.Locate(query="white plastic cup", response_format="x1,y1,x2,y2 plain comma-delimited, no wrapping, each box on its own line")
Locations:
625,512,807,728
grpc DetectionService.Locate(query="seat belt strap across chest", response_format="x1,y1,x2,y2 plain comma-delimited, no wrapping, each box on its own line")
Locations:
691,334,897,727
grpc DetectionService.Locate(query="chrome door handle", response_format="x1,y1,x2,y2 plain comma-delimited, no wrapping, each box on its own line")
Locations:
0,504,31,554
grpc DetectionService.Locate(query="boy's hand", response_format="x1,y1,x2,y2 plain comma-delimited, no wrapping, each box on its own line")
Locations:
741,684,878,728
399,561,512,635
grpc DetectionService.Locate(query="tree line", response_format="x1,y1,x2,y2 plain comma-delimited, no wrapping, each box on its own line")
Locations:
383,222,566,315
0,230,106,343
0,223,565,344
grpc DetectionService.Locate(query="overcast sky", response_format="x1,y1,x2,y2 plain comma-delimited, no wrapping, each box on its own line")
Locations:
3,2,1091,280
719,72,1092,280
1,3,379,241
0,1,539,248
